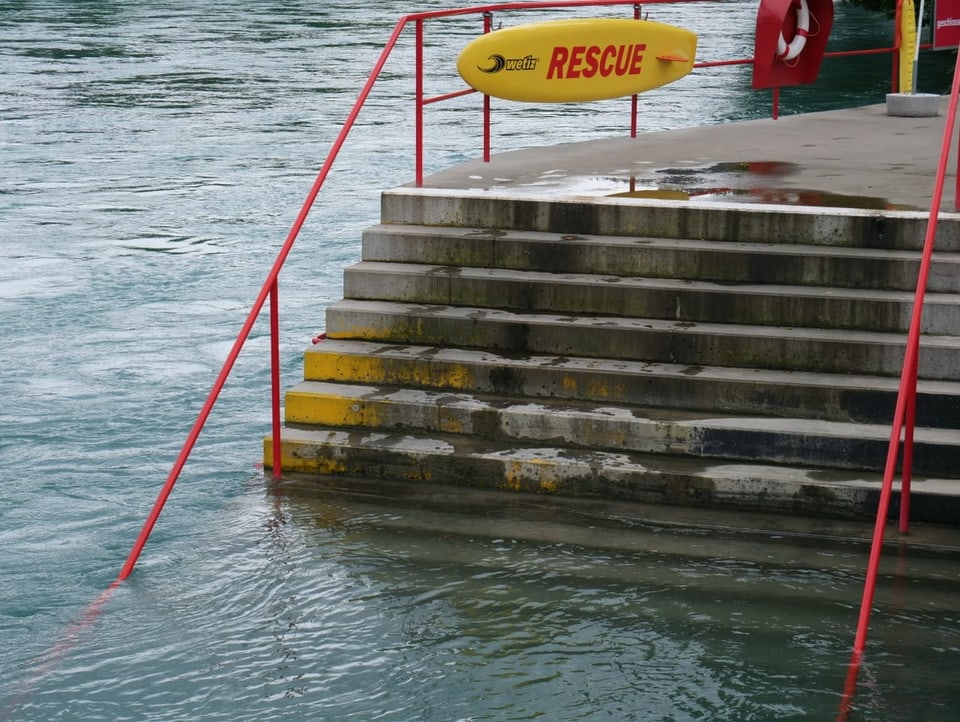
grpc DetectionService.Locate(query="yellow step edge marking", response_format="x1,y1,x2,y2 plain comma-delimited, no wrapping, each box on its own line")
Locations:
305,352,476,390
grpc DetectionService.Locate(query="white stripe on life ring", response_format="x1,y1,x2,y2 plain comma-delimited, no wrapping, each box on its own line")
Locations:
777,0,810,61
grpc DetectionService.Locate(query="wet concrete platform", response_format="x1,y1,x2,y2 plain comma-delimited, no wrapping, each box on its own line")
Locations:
420,100,960,212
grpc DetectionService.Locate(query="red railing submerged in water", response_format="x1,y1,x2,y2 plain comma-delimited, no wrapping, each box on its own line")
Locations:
119,1,916,580
53,0,947,715
835,32,960,722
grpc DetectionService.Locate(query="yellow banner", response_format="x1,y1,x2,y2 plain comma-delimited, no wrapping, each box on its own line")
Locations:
900,0,917,93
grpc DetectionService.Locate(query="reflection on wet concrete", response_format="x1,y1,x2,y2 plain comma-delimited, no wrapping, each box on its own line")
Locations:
605,160,919,210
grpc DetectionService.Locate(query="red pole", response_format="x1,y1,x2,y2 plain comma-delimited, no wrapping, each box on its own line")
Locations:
270,280,282,480
855,33,960,656
483,12,492,162
116,17,412,581
893,0,902,93
117,278,277,581
837,45,960,720
416,19,425,186
631,3,641,137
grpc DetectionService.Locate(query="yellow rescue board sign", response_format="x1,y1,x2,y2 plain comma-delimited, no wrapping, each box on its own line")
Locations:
456,18,697,103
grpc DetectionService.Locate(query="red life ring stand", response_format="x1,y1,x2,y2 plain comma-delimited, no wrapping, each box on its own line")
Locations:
776,0,810,61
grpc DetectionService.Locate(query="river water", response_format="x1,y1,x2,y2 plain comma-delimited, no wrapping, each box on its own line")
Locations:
3,1,959,720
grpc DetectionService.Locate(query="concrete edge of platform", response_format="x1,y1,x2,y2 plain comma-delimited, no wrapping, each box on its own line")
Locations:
410,101,959,211
380,187,960,249
390,184,956,217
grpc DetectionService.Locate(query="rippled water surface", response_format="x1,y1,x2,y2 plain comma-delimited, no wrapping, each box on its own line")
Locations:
3,1,959,720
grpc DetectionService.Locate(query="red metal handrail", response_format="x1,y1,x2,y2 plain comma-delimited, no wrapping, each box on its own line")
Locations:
117,0,910,580
117,11,412,580
835,34,960,722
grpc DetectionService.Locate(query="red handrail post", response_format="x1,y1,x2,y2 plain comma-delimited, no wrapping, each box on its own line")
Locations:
270,279,282,480
893,0,902,93
483,11,493,162
416,19,425,186
631,4,641,137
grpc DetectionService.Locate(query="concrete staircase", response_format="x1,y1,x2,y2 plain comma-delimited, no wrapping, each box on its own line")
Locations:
265,189,960,521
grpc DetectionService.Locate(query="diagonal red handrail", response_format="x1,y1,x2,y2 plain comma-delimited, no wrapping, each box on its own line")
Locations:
115,14,414,580
836,45,960,722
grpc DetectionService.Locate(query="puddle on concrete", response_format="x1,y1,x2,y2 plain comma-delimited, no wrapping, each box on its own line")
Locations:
602,160,918,210
608,186,915,209
654,161,799,186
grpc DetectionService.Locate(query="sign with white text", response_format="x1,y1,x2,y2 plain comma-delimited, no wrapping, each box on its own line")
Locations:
934,0,960,48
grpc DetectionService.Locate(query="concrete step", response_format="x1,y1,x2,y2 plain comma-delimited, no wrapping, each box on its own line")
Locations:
343,261,960,334
283,381,960,476
303,339,960,427
324,299,960,379
362,224,960,293
381,188,960,250
265,426,960,523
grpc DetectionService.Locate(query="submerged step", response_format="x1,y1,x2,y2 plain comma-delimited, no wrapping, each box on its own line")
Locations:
265,426,960,523
284,380,960,475
324,299,960,379
343,261,960,333
304,339,960,427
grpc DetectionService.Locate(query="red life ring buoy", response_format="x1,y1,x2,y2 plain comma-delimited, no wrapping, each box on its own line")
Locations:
777,0,810,61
